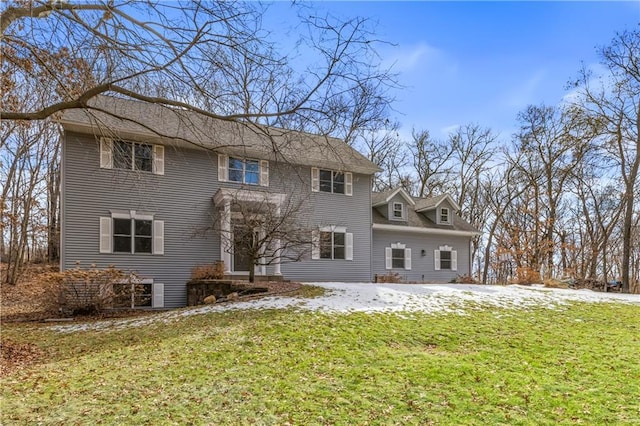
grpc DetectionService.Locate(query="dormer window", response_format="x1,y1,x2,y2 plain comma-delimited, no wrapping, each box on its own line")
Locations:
392,202,404,220
439,207,450,224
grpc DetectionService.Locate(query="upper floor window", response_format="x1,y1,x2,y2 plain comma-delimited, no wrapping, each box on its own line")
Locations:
392,202,404,220
229,157,260,185
439,207,450,224
218,154,268,187
100,138,164,175
311,168,352,196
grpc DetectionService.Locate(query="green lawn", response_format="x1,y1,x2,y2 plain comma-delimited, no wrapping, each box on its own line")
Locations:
2,301,639,425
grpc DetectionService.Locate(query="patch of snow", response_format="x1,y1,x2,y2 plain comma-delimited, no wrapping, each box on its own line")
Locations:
50,283,640,333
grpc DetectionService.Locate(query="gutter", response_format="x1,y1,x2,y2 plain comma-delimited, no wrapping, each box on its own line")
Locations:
372,223,481,238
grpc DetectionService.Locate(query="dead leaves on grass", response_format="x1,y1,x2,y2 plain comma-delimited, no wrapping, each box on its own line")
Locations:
0,339,43,377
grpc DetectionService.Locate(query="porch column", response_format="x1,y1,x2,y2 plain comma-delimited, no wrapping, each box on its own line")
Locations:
274,203,282,275
220,198,232,273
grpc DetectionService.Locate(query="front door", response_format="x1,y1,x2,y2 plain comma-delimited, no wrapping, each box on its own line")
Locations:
233,226,253,272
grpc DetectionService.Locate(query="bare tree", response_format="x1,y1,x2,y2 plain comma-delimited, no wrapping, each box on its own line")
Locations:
408,129,454,197
571,29,640,293
1,1,395,133
211,190,314,283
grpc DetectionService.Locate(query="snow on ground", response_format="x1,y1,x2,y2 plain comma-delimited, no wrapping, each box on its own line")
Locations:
50,283,640,333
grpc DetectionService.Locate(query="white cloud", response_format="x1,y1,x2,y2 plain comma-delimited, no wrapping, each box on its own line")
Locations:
383,42,444,73
503,69,548,108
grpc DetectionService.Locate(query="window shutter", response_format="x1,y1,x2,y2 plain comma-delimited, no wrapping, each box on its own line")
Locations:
99,138,113,169
260,160,269,187
385,247,392,269
345,233,353,261
311,230,320,259
345,172,353,196
434,250,441,271
218,154,228,182
311,167,319,192
99,217,112,253
451,250,458,271
405,248,412,270
153,145,165,175
152,283,164,308
153,220,164,255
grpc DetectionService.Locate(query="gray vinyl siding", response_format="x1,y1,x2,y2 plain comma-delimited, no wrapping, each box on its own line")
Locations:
372,230,471,283
62,132,373,307
62,132,219,308
278,171,372,282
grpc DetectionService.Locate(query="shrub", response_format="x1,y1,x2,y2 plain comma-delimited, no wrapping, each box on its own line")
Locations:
191,261,225,280
513,267,541,285
375,272,402,283
42,265,143,315
455,274,477,284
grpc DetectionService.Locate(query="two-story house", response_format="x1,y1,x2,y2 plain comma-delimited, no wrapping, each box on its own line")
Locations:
59,96,479,308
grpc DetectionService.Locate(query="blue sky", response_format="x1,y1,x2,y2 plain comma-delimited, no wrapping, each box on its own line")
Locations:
267,1,639,141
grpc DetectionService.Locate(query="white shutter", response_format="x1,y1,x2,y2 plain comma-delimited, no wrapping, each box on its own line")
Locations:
434,250,441,271
153,145,165,175
451,250,458,271
99,138,113,169
311,167,319,192
345,172,353,196
152,283,164,308
99,217,112,253
311,230,320,259
345,233,353,261
153,220,164,255
260,160,269,187
405,248,412,270
385,247,392,269
218,154,228,182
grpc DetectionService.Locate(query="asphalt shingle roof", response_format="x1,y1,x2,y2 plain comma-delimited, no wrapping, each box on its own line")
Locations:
60,95,380,175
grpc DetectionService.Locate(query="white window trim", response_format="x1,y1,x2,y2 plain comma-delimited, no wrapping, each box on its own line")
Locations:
311,167,352,196
434,245,457,271
385,242,411,270
312,226,353,260
391,202,404,221
438,207,451,225
219,154,268,186
99,211,164,255
99,137,163,175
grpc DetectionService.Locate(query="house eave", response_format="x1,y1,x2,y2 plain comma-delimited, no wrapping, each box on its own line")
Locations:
372,223,480,237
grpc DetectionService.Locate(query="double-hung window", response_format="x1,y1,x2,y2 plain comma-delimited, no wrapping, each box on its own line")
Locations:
320,231,345,259
312,226,353,260
100,212,164,255
113,218,153,253
392,202,404,220
385,242,411,270
311,168,353,196
439,207,450,224
434,245,457,271
100,138,164,174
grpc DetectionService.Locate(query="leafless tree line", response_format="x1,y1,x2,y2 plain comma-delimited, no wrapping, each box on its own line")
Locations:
1,2,638,292
358,30,639,292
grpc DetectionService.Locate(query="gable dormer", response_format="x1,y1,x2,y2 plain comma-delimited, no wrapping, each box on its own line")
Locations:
372,187,415,222
414,194,460,226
